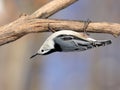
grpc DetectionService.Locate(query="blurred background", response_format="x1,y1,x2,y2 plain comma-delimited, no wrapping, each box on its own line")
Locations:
0,0,120,90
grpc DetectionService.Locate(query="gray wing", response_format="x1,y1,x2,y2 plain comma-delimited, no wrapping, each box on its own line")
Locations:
54,35,94,52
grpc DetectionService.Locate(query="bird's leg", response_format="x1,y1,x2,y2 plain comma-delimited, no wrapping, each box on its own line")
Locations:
83,19,91,36
48,23,56,33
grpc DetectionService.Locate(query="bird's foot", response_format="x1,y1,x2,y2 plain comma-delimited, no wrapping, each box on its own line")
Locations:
83,19,91,36
48,23,56,33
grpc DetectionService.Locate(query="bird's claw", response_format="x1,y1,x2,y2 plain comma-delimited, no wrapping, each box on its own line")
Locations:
48,23,56,33
83,19,91,36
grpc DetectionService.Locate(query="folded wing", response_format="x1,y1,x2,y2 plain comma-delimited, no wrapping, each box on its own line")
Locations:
54,35,111,52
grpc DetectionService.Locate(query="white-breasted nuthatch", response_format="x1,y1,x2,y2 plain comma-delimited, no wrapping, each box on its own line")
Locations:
30,30,112,58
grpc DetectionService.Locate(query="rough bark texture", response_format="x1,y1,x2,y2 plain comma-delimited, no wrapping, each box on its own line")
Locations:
0,0,119,46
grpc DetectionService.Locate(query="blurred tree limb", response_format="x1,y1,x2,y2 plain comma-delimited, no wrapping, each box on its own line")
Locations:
0,0,120,46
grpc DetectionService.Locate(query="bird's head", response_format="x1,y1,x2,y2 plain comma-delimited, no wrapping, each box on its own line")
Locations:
38,39,56,55
30,41,55,58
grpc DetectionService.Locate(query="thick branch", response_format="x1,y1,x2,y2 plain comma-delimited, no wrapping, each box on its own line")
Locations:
24,18,120,36
31,0,78,18
0,17,120,46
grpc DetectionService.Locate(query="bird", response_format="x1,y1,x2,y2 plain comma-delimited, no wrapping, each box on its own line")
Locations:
30,30,112,58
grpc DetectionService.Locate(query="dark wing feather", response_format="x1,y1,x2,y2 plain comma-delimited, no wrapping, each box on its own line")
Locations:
54,35,93,52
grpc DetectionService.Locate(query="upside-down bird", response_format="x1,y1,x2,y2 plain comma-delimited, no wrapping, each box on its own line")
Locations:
30,29,111,58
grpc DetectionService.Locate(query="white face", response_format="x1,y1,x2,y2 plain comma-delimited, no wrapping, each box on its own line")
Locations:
39,48,51,55
38,43,55,55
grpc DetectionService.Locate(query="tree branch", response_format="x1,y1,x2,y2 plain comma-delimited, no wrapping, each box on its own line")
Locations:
0,0,119,46
31,0,78,18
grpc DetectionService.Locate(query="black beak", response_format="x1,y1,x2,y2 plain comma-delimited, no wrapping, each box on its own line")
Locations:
30,53,39,59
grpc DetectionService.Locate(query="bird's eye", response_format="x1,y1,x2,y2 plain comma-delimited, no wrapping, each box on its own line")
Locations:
41,50,44,52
